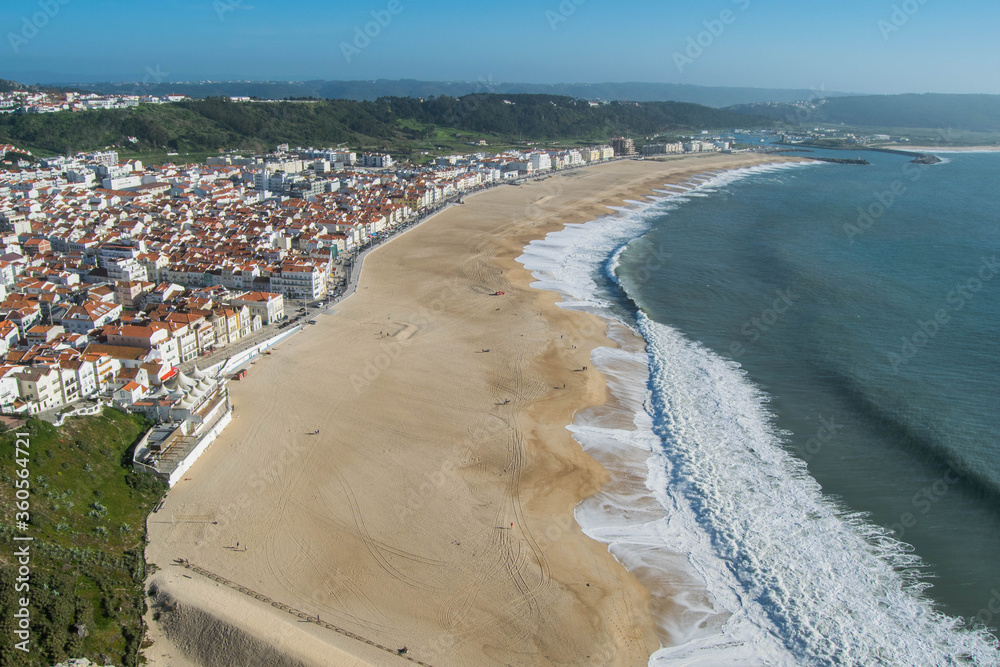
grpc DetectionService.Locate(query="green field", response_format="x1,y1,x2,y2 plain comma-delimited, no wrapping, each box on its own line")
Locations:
0,410,164,667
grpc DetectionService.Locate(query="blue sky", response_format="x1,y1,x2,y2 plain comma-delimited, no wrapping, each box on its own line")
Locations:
2,0,997,94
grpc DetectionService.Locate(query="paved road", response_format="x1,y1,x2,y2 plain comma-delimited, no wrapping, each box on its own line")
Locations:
179,325,296,374
178,166,605,374
177,195,468,374
333,199,463,306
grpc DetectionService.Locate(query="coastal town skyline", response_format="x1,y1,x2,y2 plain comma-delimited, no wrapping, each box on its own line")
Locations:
0,139,647,420
2,0,999,95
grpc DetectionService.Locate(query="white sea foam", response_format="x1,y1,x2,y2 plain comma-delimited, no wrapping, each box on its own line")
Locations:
516,162,1000,666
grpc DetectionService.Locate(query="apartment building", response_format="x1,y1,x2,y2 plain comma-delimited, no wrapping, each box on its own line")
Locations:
225,291,285,324
270,264,326,301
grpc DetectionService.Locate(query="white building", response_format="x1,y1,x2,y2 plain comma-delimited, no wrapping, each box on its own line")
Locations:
641,143,684,156
361,153,395,169
528,153,552,172
683,141,717,153
0,367,19,410
67,169,97,185
13,366,62,413
83,150,119,166
225,291,285,324
131,366,233,487
334,150,357,166
101,175,143,190
270,264,327,301
60,301,124,335
107,258,149,283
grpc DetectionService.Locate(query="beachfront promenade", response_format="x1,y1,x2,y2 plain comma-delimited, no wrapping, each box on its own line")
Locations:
179,171,560,376
178,195,466,375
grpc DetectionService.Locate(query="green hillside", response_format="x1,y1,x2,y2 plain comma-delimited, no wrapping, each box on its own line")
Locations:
0,411,163,667
0,94,770,161
72,78,856,108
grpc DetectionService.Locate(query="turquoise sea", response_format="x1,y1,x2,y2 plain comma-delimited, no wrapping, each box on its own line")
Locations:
520,148,1000,665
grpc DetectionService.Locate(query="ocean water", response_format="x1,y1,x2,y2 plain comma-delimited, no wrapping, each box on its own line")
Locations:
517,152,1000,665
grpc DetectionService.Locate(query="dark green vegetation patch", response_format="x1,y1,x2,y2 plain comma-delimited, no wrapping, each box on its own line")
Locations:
0,94,770,161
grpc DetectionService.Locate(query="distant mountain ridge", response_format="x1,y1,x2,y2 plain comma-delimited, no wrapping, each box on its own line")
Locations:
727,93,1000,133
0,78,87,95
10,75,998,137
1,76,853,108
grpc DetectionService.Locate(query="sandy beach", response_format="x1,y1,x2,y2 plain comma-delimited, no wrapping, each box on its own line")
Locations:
143,153,802,666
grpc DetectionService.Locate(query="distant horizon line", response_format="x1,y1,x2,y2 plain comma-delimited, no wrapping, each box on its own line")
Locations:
5,75,997,97
3,75,850,91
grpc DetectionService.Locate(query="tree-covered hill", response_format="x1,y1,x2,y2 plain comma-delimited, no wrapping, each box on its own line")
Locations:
0,94,770,158
69,78,854,108
381,94,766,138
